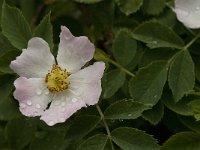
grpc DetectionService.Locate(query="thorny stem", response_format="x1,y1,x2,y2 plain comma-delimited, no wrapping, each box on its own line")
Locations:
96,104,115,150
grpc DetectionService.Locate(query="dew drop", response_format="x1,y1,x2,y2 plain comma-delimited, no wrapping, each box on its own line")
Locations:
61,102,65,106
196,6,200,10
48,121,54,126
61,108,65,112
152,41,157,44
45,91,49,95
59,117,65,122
128,114,132,117
154,95,158,98
72,98,78,103
36,104,41,109
54,101,60,106
20,103,26,108
36,89,42,95
27,100,32,106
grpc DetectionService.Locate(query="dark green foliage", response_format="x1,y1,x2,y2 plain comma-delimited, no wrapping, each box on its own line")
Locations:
0,0,200,149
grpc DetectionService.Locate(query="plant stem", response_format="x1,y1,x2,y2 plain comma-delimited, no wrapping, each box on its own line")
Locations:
107,58,135,78
184,32,200,50
96,104,115,150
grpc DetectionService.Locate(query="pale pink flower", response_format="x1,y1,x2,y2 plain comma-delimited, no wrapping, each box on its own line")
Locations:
174,0,200,29
10,26,105,126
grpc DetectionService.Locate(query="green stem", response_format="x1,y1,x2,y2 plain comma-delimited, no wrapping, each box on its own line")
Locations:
107,58,135,78
184,32,200,50
188,91,200,96
96,104,115,150
168,31,200,64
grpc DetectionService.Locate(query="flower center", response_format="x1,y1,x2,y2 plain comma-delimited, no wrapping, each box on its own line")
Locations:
45,64,69,93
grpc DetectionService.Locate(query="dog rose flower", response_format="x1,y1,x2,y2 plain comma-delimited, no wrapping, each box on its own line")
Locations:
10,26,105,126
174,0,200,29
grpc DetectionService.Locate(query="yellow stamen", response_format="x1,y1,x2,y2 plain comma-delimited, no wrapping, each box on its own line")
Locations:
45,64,69,93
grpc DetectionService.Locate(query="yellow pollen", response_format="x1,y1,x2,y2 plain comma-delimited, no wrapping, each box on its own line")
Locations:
45,64,70,93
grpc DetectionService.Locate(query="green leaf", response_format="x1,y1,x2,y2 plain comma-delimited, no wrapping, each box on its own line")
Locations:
1,2,32,50
142,101,164,125
0,33,17,56
111,127,160,150
5,118,36,150
113,29,137,66
115,0,143,15
30,130,65,150
19,0,34,23
0,126,6,148
104,99,149,119
102,69,126,99
74,0,103,3
132,21,185,49
179,116,200,133
161,132,200,150
66,115,101,140
0,50,20,73
0,74,15,101
0,0,3,28
188,99,200,121
142,0,165,15
168,50,195,102
33,12,54,50
161,92,193,116
129,61,168,106
0,97,21,121
140,48,176,67
77,134,108,150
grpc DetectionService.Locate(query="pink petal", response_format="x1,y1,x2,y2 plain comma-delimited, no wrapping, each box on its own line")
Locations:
40,92,86,126
10,38,55,78
174,0,200,29
14,77,51,117
69,62,105,106
57,26,95,73
40,62,105,126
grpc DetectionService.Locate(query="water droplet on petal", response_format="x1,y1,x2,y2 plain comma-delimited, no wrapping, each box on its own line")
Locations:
45,91,49,95
72,98,78,103
20,103,26,108
61,108,65,112
33,111,38,116
59,117,65,122
196,6,200,10
54,101,60,106
61,102,65,106
27,100,32,106
36,89,42,95
48,121,54,126
36,104,41,109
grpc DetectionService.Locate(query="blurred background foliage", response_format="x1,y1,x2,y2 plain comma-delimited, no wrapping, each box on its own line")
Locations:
1,0,200,150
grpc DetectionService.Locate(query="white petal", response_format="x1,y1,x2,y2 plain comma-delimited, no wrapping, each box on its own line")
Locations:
174,0,200,28
57,26,95,73
10,38,55,78
14,77,51,117
40,92,86,126
69,62,105,106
